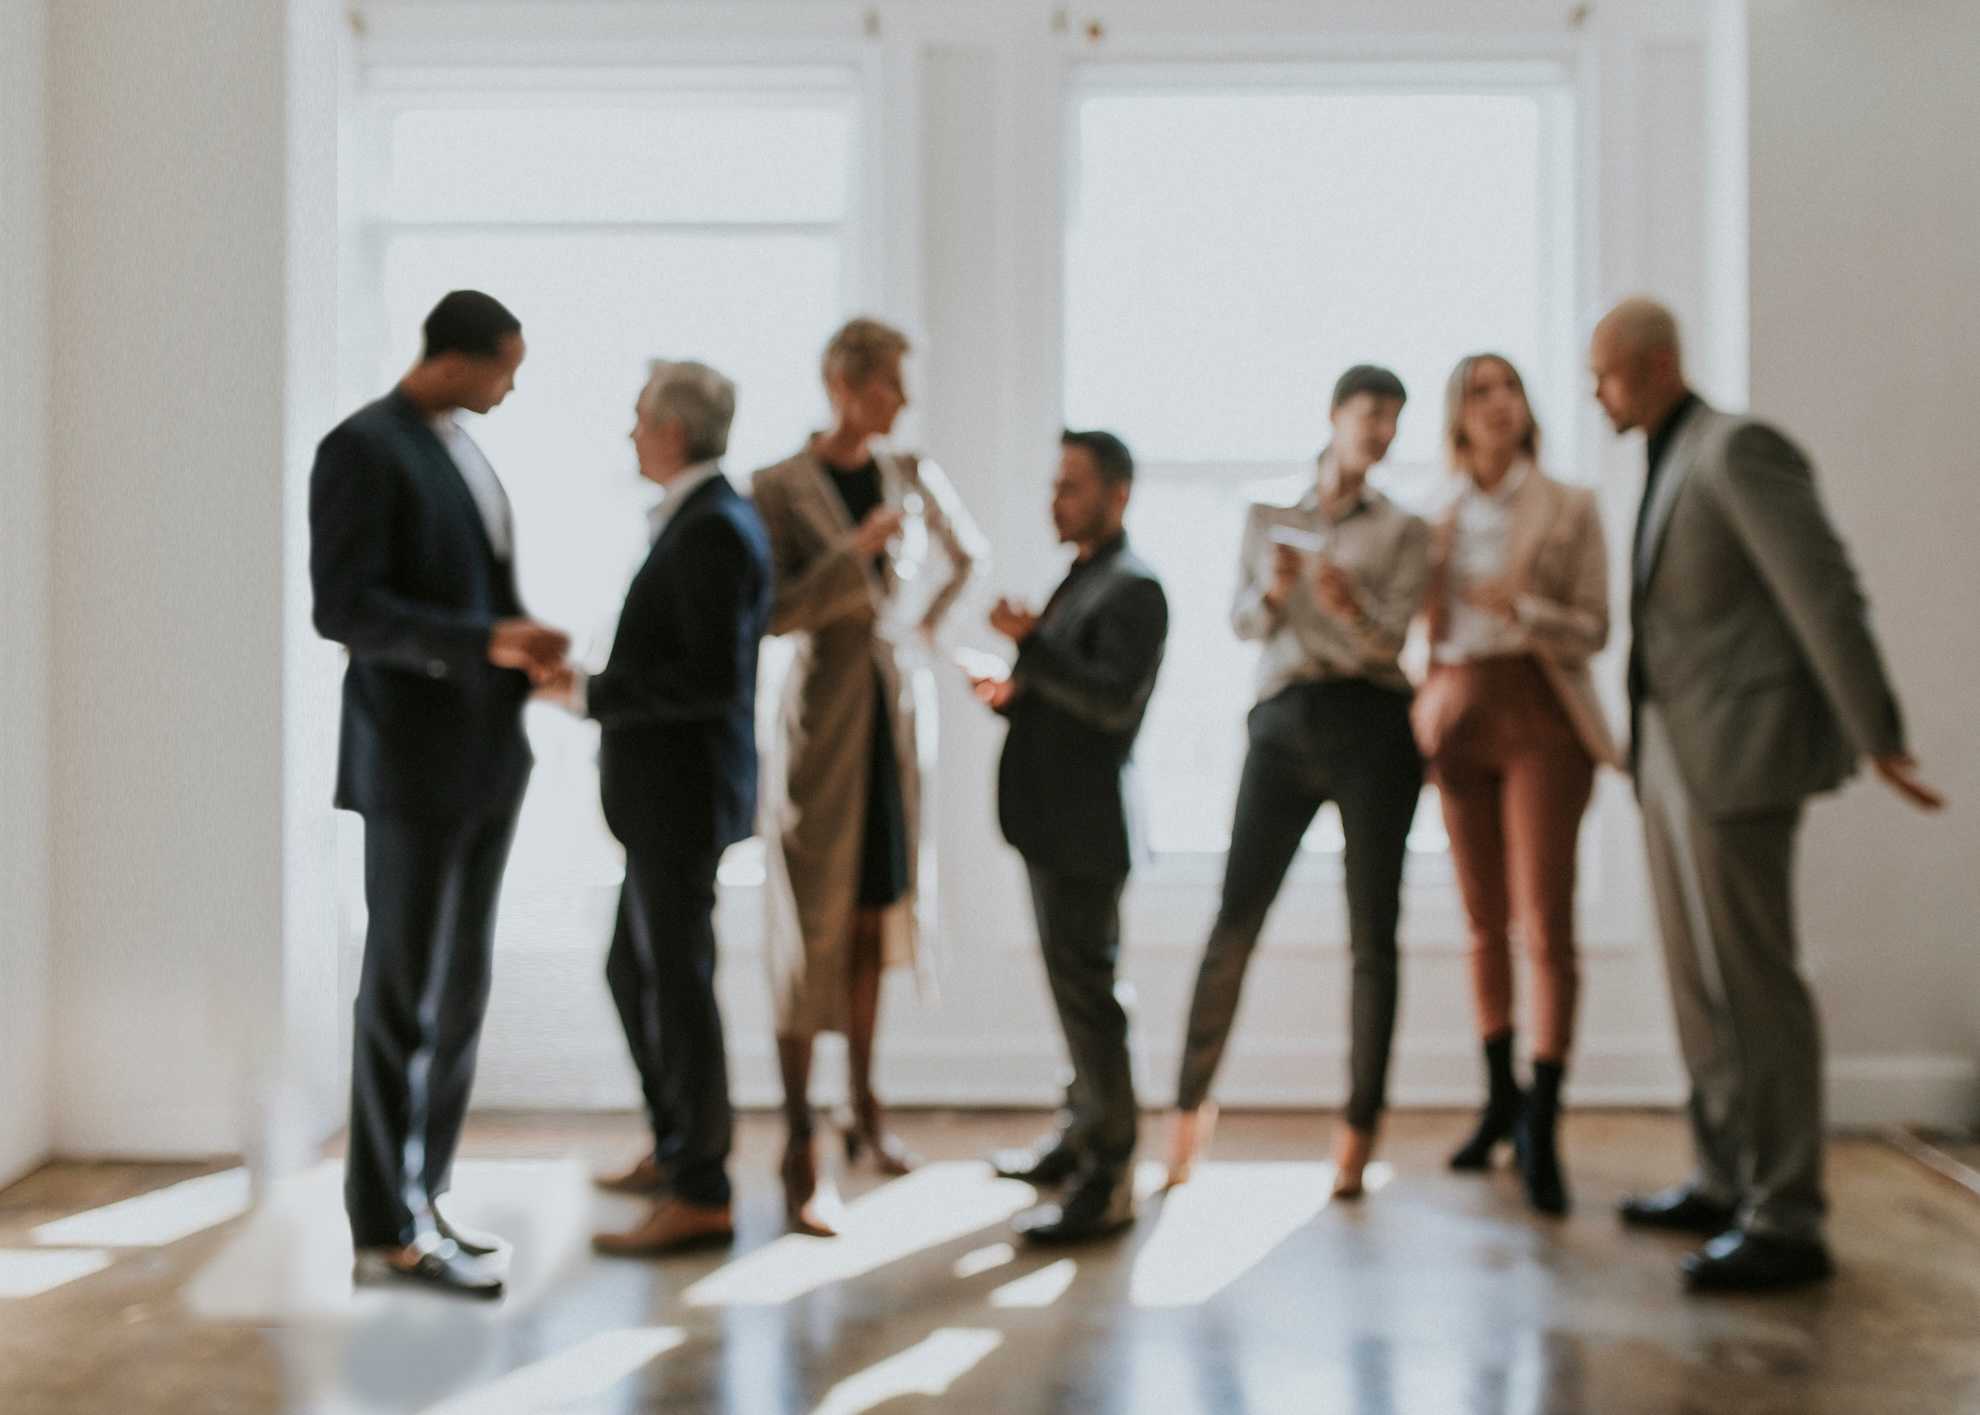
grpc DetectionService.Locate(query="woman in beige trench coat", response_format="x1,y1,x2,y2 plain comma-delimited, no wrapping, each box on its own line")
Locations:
750,318,984,1234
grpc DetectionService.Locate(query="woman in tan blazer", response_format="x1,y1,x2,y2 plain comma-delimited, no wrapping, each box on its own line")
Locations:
1411,353,1620,1217
750,318,983,1234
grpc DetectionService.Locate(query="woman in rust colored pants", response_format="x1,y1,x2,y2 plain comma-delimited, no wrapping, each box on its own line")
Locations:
1413,354,1621,1215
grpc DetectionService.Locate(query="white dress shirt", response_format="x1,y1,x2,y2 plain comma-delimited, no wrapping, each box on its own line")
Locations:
646,459,725,544
431,414,514,560
1435,461,1533,664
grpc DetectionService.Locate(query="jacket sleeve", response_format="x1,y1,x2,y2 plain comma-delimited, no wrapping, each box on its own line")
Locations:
905,454,987,637
1350,513,1432,665
1515,489,1611,668
587,515,758,728
308,424,496,677
1708,422,1906,757
1014,576,1169,733
756,470,874,637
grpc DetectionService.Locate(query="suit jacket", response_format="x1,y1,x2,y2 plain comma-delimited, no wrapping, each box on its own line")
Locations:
998,537,1169,878
1418,464,1623,768
309,388,531,820
593,474,772,858
1630,400,1905,816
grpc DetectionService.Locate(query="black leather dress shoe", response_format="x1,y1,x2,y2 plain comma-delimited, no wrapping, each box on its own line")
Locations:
1617,1184,1739,1235
1013,1169,1135,1244
1680,1229,1835,1293
990,1138,1082,1186
352,1240,504,1300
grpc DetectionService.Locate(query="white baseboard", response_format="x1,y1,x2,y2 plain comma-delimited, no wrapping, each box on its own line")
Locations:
1826,1055,1980,1131
473,1043,1979,1134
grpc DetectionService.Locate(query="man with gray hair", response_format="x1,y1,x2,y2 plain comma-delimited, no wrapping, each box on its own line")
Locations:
1590,298,1942,1292
542,359,772,1254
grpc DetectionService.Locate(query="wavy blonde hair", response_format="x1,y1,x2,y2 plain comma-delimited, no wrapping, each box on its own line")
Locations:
1444,352,1540,471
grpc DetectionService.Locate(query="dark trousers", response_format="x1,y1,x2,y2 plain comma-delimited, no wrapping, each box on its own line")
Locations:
1026,863,1137,1174
606,834,733,1207
346,796,522,1249
1176,679,1422,1130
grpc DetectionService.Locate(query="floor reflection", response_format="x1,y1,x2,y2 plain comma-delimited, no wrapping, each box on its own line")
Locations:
12,1114,1971,1414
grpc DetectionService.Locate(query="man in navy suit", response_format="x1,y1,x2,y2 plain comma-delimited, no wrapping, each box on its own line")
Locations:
542,360,772,1256
310,291,569,1298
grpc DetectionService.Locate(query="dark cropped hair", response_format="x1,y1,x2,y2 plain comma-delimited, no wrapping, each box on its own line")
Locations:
1330,363,1407,411
421,290,522,361
1060,428,1135,487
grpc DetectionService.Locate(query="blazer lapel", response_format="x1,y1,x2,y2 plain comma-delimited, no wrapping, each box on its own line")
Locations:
1637,403,1716,596
1503,465,1558,586
798,446,888,613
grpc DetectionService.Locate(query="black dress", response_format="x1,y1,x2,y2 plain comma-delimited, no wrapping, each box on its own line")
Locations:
825,460,911,909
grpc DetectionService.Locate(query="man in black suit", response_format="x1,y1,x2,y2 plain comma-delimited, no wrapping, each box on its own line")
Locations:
970,429,1169,1243
310,291,569,1298
540,359,771,1256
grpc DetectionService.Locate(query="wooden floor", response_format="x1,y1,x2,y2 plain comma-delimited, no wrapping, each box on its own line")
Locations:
3,1110,1979,1414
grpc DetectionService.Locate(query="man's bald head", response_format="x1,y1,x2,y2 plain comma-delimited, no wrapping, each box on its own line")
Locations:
1597,297,1683,361
1590,296,1689,435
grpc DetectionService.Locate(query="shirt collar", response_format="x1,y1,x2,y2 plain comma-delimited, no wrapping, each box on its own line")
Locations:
1303,449,1374,522
1646,390,1702,468
647,460,724,540
1463,458,1531,506
1075,530,1129,568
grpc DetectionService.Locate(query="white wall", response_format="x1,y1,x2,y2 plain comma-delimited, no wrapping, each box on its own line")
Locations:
1749,0,1980,1127
46,0,294,1156
0,0,52,1187
33,0,1972,1162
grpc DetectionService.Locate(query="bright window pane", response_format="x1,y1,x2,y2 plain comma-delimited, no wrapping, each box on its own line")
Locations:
1066,89,1547,464
386,103,855,224
1068,79,1559,858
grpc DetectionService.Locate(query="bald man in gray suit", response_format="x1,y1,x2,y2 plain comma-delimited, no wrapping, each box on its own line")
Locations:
1590,298,1943,1293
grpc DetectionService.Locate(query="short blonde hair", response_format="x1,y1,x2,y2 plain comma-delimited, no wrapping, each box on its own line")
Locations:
1444,352,1540,471
822,317,910,388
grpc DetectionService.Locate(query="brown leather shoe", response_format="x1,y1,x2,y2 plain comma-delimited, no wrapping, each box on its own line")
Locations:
594,1154,670,1196
591,1199,733,1257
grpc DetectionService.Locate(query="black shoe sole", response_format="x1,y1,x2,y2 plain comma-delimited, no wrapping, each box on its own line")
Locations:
1619,1209,1738,1236
352,1267,505,1300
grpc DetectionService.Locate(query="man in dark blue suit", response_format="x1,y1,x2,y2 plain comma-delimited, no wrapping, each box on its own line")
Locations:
541,359,771,1256
310,291,569,1298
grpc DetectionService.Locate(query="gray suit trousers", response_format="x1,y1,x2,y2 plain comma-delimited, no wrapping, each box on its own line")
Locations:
1637,705,1825,1239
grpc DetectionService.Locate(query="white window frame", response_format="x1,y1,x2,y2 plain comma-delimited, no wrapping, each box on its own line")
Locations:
1054,50,1632,957
332,52,883,940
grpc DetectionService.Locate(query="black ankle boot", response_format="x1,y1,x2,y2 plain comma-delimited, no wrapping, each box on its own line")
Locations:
1449,1032,1523,1171
1515,1060,1569,1216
